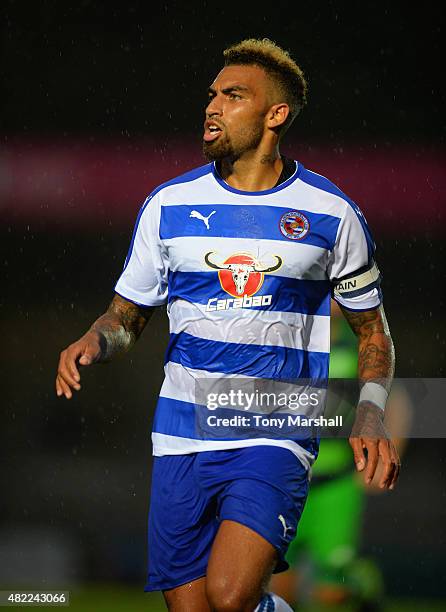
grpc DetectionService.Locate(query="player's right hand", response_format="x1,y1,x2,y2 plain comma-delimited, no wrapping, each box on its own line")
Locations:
56,331,102,399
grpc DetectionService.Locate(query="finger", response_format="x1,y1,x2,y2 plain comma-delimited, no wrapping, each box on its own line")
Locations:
58,354,81,391
59,368,81,391
380,442,401,490
57,373,81,399
364,440,379,484
389,460,401,490
79,344,99,366
57,375,73,400
64,348,83,386
389,447,401,490
349,437,366,471
377,441,395,488
68,358,80,383
56,376,63,397
379,459,395,489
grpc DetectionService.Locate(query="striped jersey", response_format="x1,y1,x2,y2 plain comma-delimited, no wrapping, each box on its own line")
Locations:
115,160,382,470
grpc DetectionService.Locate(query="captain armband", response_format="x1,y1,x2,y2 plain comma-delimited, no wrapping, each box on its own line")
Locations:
332,261,381,299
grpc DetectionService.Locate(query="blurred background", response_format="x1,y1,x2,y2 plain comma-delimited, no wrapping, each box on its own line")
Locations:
1,2,445,610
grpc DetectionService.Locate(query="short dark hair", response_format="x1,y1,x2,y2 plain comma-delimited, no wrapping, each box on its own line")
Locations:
223,38,308,133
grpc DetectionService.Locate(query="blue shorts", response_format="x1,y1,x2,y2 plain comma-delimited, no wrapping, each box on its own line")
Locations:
145,445,310,592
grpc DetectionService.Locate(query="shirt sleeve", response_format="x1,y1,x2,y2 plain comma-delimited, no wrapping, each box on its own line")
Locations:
327,201,382,311
114,193,168,307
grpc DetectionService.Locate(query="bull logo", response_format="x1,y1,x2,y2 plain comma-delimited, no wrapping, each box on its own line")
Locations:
205,252,282,297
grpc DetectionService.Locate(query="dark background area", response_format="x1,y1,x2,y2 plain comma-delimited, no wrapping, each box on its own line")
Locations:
1,0,445,602
2,2,445,142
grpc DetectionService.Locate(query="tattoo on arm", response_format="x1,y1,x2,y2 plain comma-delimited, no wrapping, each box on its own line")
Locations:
340,305,395,392
91,294,155,361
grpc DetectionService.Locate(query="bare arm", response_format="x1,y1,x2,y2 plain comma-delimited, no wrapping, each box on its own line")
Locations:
343,304,395,391
56,294,154,399
341,304,401,490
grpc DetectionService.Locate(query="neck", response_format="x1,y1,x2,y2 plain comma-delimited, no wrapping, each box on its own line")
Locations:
219,145,283,192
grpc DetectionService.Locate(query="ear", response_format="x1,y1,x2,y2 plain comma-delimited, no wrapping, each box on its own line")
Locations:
266,103,290,130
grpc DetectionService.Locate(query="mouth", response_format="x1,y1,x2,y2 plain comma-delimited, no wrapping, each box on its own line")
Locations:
203,121,223,143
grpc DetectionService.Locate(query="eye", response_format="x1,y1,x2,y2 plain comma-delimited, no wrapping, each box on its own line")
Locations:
229,93,241,100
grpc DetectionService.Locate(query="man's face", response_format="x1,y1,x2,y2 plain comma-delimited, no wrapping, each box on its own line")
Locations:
203,64,272,162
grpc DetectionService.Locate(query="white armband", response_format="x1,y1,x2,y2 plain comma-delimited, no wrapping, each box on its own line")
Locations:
333,262,381,298
359,382,388,412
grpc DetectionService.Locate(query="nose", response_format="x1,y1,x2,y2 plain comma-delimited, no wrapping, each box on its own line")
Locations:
205,93,223,118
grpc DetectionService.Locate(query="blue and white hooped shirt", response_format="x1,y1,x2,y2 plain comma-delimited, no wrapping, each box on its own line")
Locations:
115,161,382,470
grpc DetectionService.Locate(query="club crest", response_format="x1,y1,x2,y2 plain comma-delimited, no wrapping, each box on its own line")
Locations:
279,210,310,240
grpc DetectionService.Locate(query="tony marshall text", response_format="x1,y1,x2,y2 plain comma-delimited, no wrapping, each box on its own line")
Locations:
206,415,343,428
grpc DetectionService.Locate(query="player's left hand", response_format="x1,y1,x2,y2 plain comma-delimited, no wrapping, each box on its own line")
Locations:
349,401,401,490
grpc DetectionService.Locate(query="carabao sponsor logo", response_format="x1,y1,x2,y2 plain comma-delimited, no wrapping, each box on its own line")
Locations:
204,252,281,311
206,293,272,311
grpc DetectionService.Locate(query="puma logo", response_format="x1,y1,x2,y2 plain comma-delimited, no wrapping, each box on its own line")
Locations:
278,514,292,539
190,209,216,229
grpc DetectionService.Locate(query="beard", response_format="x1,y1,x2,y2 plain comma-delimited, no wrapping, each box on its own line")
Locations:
202,120,264,162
